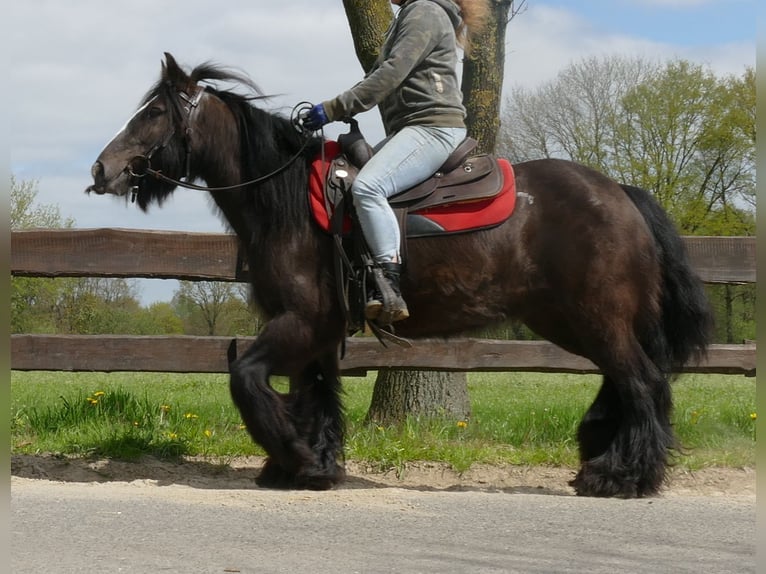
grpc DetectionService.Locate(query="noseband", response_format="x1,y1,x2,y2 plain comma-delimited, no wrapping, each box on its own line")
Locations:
126,86,313,198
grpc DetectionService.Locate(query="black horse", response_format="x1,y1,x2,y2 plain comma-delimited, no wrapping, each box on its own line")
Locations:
87,53,712,497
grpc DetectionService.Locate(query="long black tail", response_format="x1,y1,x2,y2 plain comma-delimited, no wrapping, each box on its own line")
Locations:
621,184,714,373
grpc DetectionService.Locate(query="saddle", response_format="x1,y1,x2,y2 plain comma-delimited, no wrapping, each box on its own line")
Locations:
325,123,505,239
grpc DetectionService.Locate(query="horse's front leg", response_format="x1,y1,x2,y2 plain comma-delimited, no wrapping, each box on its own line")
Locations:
286,353,346,489
228,311,344,490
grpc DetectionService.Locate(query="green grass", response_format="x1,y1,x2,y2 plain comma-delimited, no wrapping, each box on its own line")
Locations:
11,371,756,472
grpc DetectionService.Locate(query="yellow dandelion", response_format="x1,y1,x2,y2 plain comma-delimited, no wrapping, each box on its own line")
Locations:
204,429,213,438
690,411,700,424
167,432,178,440
750,412,757,420
184,413,198,419
238,424,247,430
456,420,468,429
160,405,171,413
93,391,105,397
87,398,99,405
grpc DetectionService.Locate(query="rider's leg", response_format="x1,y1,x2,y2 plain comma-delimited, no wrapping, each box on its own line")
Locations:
351,125,466,323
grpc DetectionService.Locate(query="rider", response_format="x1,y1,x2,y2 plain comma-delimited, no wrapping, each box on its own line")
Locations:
303,0,489,324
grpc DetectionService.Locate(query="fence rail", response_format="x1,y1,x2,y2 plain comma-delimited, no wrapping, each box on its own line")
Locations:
11,229,756,283
10,229,757,377
10,335,756,376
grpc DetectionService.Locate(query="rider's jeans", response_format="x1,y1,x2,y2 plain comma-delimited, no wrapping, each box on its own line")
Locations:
351,125,467,263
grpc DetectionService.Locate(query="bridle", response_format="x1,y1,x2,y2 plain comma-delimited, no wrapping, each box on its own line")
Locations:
125,85,314,198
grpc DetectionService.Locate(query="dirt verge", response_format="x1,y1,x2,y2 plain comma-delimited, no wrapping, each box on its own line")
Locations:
11,454,755,497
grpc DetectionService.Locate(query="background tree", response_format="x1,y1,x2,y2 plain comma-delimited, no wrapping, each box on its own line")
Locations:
500,56,657,169
500,56,755,232
499,56,756,343
52,277,142,334
10,176,74,230
11,177,71,334
134,302,185,334
173,281,262,336
342,0,518,424
11,176,182,335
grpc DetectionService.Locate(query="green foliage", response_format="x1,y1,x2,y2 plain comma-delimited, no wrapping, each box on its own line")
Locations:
615,61,755,233
10,175,74,229
137,302,185,334
705,284,756,344
173,281,262,336
12,372,755,471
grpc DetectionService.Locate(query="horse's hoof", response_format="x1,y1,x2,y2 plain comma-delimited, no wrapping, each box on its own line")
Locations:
255,458,295,489
570,464,640,498
295,464,346,491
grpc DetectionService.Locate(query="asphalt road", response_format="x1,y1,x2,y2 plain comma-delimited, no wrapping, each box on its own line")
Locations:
11,478,755,574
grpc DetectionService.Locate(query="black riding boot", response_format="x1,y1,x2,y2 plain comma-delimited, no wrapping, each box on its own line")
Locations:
365,262,410,324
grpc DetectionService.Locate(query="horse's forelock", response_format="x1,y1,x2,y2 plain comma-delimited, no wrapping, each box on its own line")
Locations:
189,63,264,98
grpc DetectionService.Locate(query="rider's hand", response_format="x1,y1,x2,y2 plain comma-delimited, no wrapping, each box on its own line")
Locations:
303,103,329,131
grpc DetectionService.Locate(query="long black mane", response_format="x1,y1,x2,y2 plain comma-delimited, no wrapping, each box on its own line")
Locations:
137,62,323,228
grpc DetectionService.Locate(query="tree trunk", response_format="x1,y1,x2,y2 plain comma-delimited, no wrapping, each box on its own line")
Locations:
342,0,393,73
342,1,511,425
366,369,471,424
461,0,513,153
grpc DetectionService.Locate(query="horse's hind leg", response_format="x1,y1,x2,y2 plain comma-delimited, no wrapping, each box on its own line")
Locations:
571,345,675,498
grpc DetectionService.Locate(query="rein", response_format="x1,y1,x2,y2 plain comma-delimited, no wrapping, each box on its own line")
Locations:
126,89,314,195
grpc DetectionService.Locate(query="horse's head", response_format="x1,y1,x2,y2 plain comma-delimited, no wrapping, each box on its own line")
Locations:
86,53,208,209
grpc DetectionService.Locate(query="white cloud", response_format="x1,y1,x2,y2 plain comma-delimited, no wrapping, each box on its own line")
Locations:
503,4,753,92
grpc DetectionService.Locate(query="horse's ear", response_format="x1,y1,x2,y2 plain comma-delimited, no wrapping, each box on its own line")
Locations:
162,52,187,85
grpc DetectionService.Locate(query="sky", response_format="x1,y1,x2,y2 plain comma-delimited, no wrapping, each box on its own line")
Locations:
8,0,756,304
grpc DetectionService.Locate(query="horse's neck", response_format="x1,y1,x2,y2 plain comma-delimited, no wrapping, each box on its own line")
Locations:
208,192,251,240
200,102,316,245
195,104,243,185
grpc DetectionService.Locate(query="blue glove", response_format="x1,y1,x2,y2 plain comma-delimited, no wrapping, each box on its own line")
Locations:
303,103,329,131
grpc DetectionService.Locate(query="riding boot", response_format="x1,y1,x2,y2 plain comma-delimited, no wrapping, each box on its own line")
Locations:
365,262,410,324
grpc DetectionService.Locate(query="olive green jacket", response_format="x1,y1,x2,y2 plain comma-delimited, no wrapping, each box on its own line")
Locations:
323,0,466,135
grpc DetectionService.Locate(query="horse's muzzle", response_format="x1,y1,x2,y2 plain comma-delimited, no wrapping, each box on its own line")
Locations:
86,160,111,195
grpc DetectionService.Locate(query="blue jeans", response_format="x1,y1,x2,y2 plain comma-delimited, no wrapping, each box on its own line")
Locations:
351,125,467,263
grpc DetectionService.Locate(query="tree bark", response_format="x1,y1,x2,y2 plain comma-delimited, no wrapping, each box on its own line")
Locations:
341,0,393,73
365,369,471,424
462,0,513,153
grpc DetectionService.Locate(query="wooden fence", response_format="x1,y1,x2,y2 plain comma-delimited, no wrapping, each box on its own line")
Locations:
10,229,757,377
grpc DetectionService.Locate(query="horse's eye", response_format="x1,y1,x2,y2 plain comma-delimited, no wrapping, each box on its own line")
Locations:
147,106,165,118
